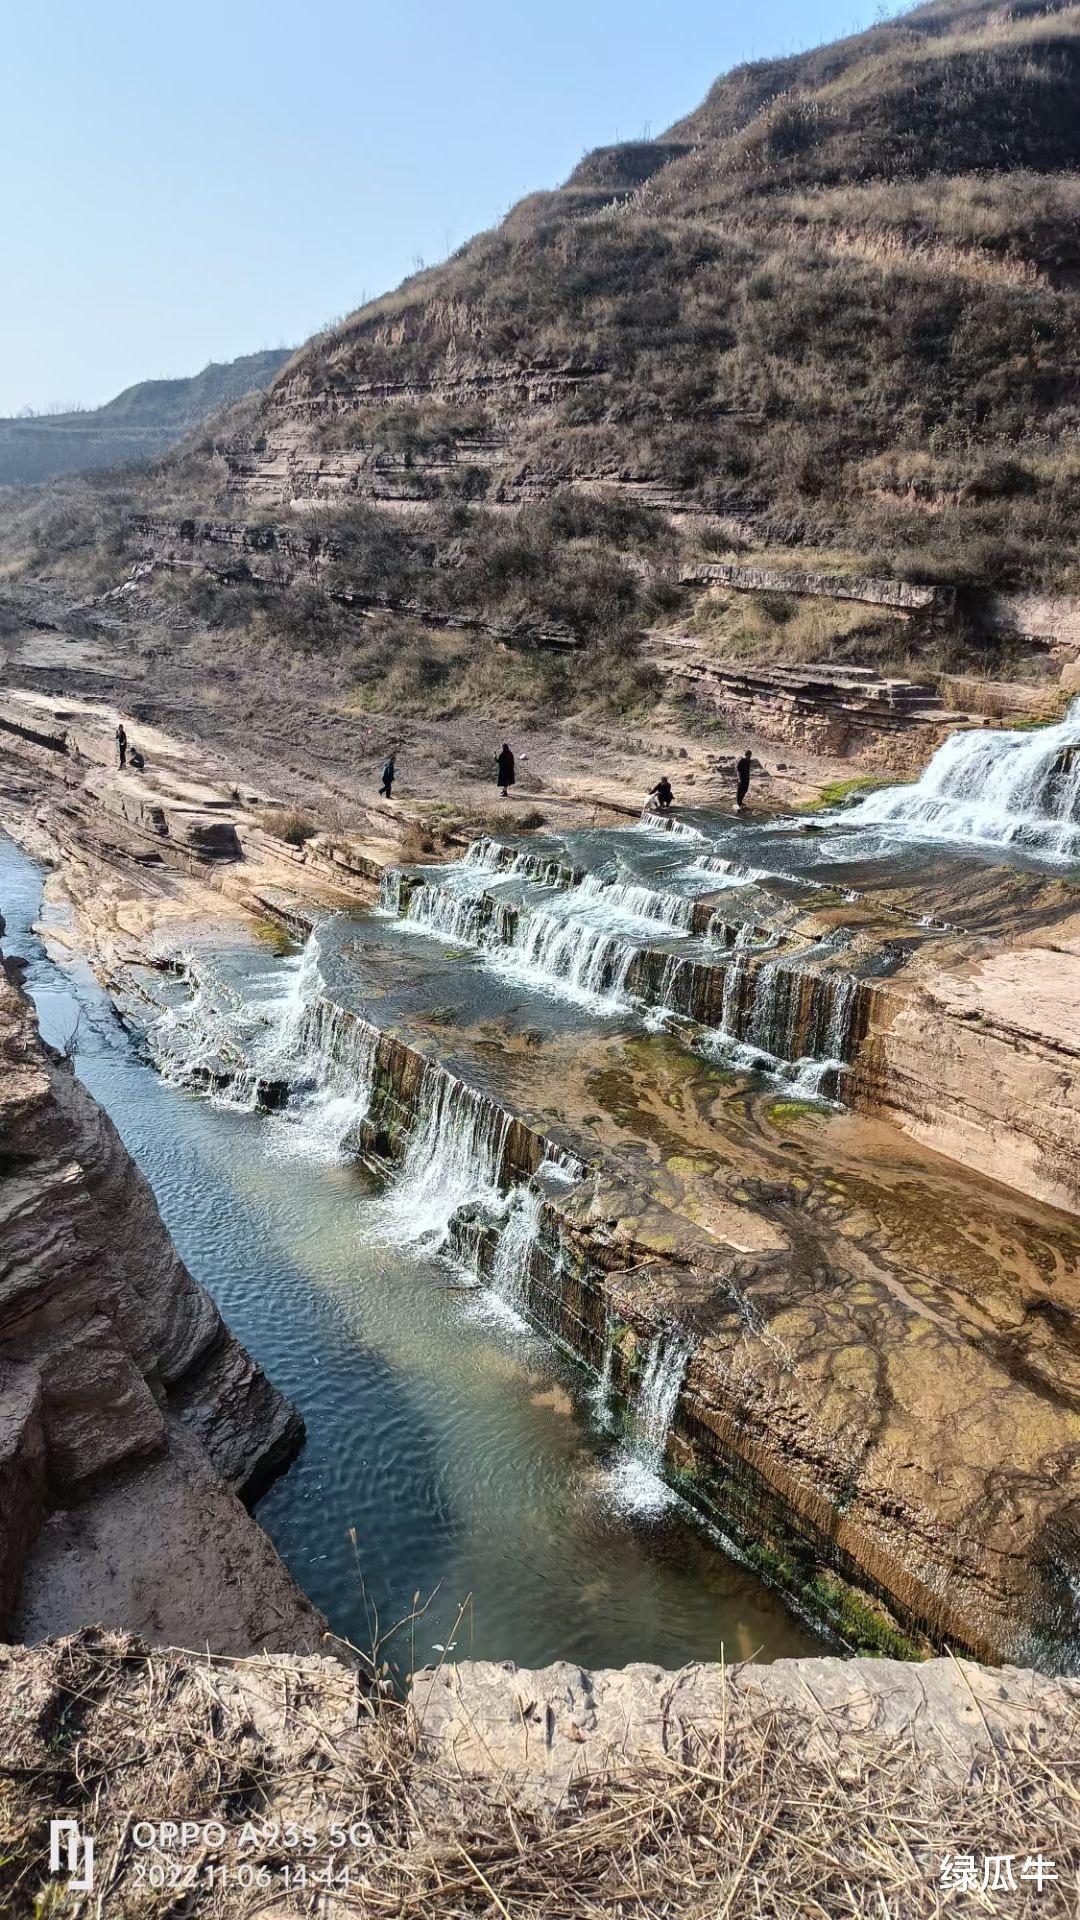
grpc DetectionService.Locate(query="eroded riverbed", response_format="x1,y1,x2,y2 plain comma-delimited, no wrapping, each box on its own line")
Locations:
0,834,824,1670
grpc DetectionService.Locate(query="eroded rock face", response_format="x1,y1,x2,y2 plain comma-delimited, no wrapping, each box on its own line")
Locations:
0,960,317,1653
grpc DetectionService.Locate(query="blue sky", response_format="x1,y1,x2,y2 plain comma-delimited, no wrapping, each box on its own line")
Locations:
2,0,896,415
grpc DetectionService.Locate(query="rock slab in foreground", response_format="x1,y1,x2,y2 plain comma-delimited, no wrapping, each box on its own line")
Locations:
413,1654,1080,1805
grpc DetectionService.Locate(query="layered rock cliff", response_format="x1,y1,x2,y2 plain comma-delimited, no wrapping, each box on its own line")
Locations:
0,946,326,1655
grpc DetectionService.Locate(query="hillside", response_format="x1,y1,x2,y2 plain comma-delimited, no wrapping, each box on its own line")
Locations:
7,0,1080,728
0,348,290,487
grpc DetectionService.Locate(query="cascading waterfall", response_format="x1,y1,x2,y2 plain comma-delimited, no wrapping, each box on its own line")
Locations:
783,972,860,1099
388,853,698,1013
378,868,403,915
636,1330,693,1472
591,1312,618,1429
488,1183,545,1307
149,928,382,1157
401,878,501,948
609,1327,694,1514
573,871,695,934
377,1064,513,1249
637,812,707,841
290,994,379,1158
843,699,1080,860
708,934,859,1098
686,854,766,887
499,907,637,1009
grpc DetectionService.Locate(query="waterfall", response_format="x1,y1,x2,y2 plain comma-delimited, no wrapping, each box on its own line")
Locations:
499,908,637,1009
686,854,766,886
377,1065,513,1249
290,996,378,1158
637,812,707,841
574,871,695,934
463,836,501,869
378,868,403,914
591,1313,617,1429
148,929,382,1157
782,972,860,1100
607,1327,694,1514
489,1184,545,1306
843,699,1080,860
707,935,859,1100
401,878,499,948
636,1329,692,1472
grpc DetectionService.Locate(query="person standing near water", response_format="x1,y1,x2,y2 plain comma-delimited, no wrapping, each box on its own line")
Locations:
116,722,127,770
735,749,754,812
648,775,674,812
496,742,515,798
379,751,396,799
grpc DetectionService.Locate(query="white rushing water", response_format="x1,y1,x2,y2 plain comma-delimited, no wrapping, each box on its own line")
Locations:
387,846,702,1014
150,929,383,1160
376,1064,513,1250
636,811,707,841
706,935,859,1100
608,1328,694,1516
489,1184,545,1306
573,870,695,934
843,699,1080,860
591,1312,618,1430
494,907,637,1010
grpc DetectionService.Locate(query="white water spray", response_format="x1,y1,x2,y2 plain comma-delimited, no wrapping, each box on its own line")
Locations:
844,701,1080,860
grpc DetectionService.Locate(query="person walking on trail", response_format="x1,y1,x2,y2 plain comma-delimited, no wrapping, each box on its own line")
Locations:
379,752,396,799
735,749,754,813
496,742,515,798
648,775,674,813
115,723,127,770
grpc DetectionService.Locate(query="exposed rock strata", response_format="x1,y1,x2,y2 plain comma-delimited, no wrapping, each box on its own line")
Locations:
310,993,1080,1668
0,958,323,1655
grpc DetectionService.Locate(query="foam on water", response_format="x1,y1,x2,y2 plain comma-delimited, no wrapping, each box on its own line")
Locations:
843,699,1080,861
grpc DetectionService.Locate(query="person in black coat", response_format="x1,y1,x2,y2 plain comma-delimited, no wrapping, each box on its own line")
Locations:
735,750,754,812
379,752,396,798
496,742,515,798
648,775,674,812
115,722,127,770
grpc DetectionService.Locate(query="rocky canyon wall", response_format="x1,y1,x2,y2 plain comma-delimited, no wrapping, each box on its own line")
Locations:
0,950,326,1657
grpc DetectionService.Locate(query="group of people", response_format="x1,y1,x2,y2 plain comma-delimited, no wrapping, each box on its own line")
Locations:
650,749,755,816
378,739,755,813
115,724,145,773
379,743,516,801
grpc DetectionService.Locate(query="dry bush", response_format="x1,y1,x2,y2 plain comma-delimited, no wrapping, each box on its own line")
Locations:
260,806,317,847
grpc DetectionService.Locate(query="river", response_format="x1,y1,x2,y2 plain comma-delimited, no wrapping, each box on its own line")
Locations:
0,832,822,1674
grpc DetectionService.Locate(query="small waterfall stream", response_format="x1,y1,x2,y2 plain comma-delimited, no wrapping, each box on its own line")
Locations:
609,1328,695,1514
377,1063,514,1249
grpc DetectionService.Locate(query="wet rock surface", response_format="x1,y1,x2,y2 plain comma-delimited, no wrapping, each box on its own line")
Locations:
3,685,1080,1671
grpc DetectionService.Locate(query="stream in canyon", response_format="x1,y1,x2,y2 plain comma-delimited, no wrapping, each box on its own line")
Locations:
4,701,1080,1668
0,833,825,1672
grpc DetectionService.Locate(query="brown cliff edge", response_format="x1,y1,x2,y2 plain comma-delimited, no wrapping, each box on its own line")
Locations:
0,943,327,1658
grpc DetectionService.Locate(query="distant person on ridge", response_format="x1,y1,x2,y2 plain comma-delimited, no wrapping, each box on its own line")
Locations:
115,722,127,770
648,775,674,812
735,749,754,813
496,742,515,798
379,752,396,799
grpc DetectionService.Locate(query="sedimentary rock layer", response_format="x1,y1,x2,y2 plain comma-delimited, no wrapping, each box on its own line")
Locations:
0,958,322,1655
